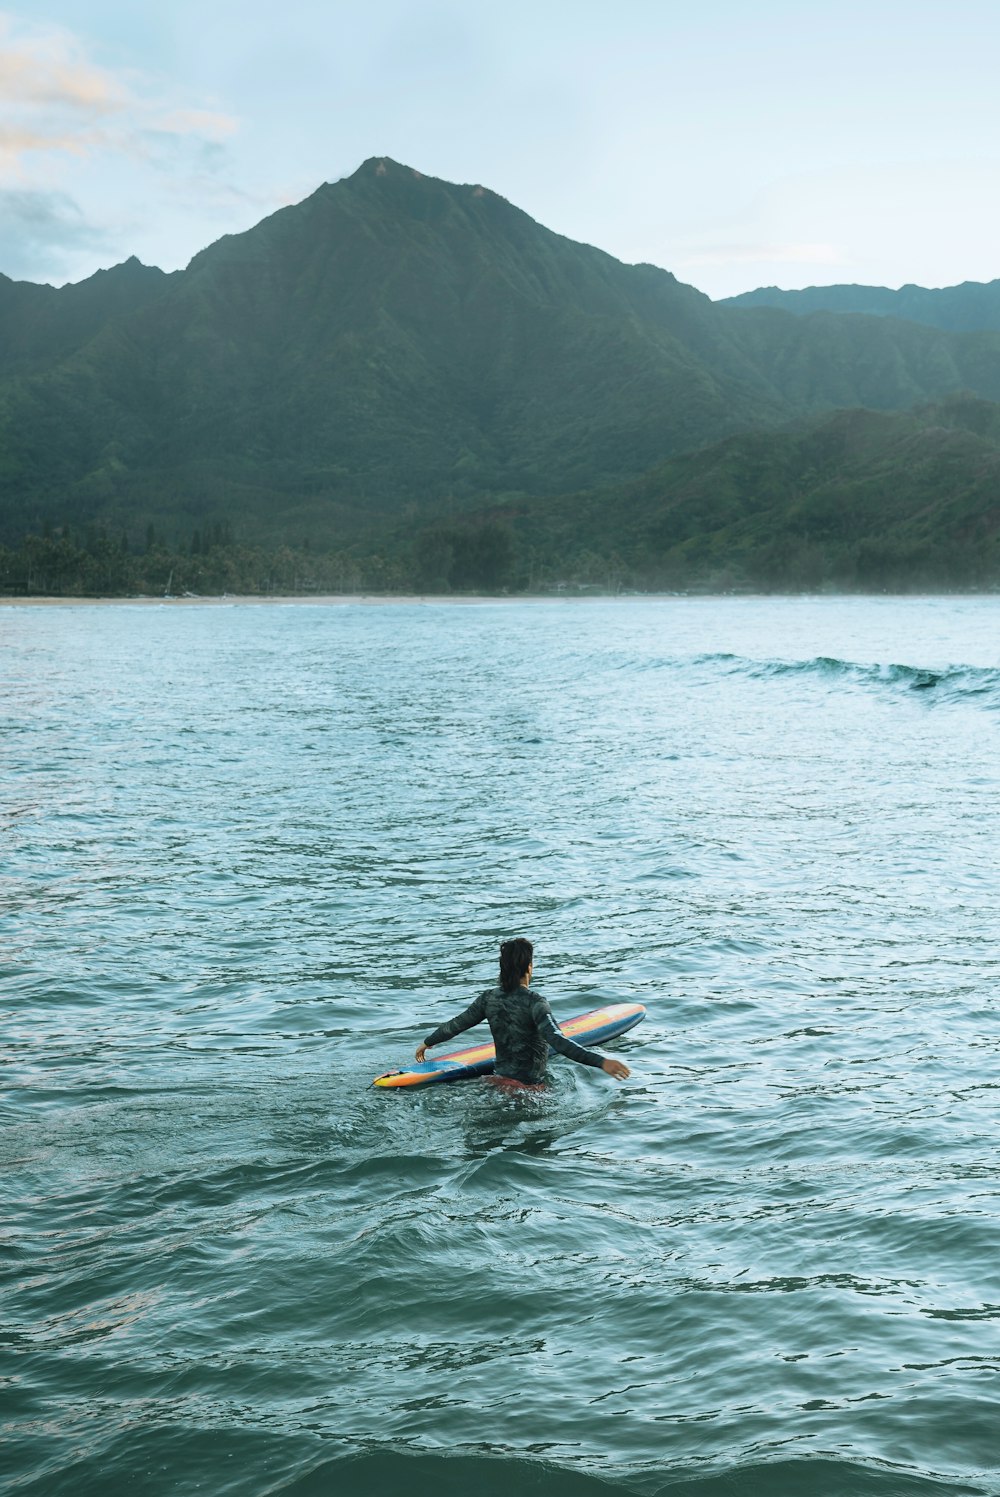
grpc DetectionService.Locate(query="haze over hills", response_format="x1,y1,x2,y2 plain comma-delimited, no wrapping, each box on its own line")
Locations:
469,393,1000,592
719,279,1000,333
1,157,1000,591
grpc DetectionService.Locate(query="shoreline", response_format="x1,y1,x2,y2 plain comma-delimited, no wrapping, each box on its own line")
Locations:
0,592,557,607
1,589,998,608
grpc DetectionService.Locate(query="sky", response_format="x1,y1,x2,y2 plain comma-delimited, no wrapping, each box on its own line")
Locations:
2,0,1000,298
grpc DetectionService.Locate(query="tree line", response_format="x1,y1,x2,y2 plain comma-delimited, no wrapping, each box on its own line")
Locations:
1,514,995,598
0,518,526,598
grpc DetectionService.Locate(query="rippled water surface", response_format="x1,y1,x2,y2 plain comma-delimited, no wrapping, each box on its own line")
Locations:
3,596,999,1496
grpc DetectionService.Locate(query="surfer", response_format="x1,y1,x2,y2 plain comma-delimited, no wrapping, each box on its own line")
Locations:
415,938,631,1086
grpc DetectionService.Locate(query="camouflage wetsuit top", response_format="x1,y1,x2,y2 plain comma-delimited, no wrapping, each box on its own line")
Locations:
423,985,605,1084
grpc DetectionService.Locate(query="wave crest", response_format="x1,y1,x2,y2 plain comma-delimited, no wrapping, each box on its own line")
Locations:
694,652,1000,706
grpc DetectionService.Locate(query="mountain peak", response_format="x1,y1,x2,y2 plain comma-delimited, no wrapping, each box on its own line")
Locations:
6,160,1000,584
352,155,413,177
339,155,503,206
341,156,443,193
85,255,164,282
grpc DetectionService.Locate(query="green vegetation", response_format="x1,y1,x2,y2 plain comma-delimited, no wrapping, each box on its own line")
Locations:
721,279,1000,333
7,394,996,596
0,522,408,598
2,159,1000,593
0,513,527,597
476,395,1000,592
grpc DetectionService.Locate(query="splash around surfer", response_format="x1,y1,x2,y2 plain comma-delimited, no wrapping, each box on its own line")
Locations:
415,938,631,1088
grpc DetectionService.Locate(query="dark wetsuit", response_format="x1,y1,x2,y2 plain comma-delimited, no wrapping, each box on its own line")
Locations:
423,985,606,1085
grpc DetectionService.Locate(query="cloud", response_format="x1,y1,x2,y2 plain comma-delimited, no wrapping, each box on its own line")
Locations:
0,187,112,279
0,11,243,278
0,35,123,112
0,12,125,173
0,11,239,178
155,109,238,142
0,120,106,160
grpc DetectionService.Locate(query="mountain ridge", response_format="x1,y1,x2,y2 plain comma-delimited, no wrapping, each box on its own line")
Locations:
2,157,1000,589
719,278,1000,333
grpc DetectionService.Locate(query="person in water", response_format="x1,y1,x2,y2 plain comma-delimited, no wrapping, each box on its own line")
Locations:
415,938,631,1086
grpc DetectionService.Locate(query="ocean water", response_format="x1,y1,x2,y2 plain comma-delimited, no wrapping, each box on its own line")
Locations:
2,595,999,1497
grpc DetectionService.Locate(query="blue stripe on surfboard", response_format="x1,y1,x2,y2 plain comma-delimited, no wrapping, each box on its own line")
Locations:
372,1002,645,1089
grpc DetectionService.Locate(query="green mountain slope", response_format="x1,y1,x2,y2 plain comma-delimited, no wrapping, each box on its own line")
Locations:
491,394,1000,591
720,279,1000,333
4,159,1000,555
0,161,791,538
0,258,171,376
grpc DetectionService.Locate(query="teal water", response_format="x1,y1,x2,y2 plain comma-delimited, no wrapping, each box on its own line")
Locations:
2,596,999,1496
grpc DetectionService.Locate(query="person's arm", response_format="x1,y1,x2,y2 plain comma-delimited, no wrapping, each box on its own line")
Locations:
531,996,631,1079
415,992,488,1061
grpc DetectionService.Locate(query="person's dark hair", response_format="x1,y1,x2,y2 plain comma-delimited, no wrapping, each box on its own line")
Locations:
499,938,533,992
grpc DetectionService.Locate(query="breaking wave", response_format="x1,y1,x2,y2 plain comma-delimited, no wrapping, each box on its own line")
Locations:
693,652,1000,706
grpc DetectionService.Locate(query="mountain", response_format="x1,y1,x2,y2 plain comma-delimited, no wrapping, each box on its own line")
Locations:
4,158,1000,560
0,257,172,376
480,393,1000,591
719,280,1000,333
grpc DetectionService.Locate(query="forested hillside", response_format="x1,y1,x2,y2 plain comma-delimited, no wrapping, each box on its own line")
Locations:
720,279,1000,333
459,395,1000,592
3,159,1000,592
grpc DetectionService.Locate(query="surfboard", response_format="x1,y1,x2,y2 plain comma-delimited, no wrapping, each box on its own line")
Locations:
372,1001,645,1089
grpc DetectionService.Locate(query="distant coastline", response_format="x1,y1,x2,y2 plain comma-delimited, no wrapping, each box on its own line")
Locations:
0,592,588,607
3,588,998,607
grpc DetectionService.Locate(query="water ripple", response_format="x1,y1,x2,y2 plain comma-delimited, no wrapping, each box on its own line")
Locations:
3,597,1000,1496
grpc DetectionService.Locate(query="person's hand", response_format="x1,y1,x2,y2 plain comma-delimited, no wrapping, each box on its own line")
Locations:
602,1057,630,1080
415,1043,428,1062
